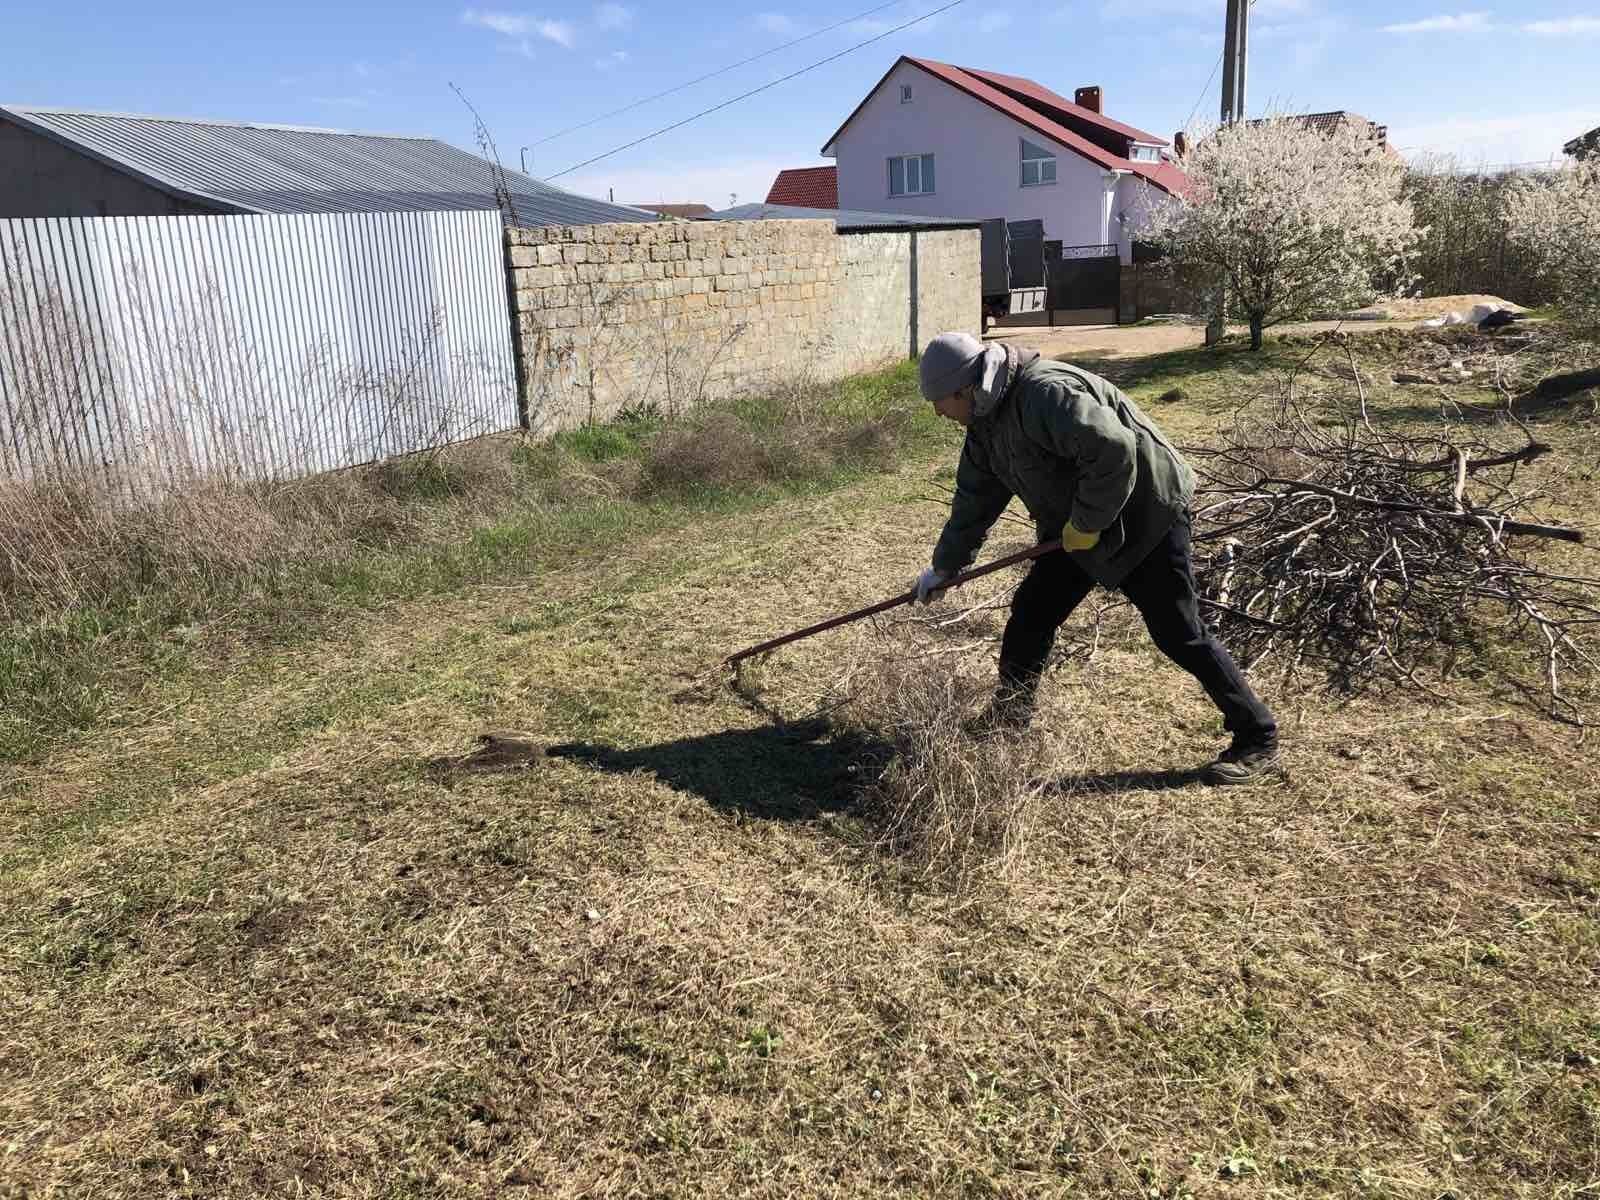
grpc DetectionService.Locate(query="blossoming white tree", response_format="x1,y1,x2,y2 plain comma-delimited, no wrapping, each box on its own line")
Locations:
1503,157,1600,321
1141,116,1422,349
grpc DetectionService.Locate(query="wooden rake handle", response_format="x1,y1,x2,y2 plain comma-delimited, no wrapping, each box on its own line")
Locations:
725,540,1063,667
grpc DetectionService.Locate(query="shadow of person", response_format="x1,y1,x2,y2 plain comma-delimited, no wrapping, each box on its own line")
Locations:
547,717,890,821
1045,766,1208,795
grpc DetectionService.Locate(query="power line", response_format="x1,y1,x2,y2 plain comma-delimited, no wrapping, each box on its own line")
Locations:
533,0,908,149
546,0,968,180
1181,0,1260,135
1182,50,1224,133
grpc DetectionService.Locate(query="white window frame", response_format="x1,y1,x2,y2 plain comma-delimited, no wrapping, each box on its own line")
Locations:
900,84,913,103
888,153,935,197
1020,138,1057,188
1128,144,1162,163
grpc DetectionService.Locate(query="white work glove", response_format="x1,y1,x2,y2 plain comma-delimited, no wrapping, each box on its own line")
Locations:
913,567,951,605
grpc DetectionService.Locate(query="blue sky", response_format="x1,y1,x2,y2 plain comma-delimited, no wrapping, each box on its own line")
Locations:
4,0,1597,208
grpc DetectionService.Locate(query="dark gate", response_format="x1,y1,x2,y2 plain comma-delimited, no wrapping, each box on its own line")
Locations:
1006,219,1046,289
1044,242,1121,320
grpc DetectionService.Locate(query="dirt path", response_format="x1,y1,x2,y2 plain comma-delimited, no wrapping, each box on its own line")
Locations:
988,294,1526,362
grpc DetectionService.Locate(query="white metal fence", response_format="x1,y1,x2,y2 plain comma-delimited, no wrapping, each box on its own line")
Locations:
0,209,518,488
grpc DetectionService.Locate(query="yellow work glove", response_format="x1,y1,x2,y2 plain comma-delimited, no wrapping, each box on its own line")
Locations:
1060,522,1101,553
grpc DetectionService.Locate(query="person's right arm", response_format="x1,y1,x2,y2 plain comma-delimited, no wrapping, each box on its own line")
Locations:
930,434,1013,577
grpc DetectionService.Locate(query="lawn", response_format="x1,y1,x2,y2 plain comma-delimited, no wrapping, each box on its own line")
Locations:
3,328,1597,1198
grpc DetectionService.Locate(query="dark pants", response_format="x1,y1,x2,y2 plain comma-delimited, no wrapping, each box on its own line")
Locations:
999,512,1277,740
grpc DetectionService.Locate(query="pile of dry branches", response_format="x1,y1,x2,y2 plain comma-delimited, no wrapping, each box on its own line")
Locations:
1189,344,1597,721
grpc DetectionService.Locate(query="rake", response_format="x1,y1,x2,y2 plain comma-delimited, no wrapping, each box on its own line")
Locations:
725,539,1062,668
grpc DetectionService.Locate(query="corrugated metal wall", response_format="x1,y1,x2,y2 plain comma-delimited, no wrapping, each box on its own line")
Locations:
0,209,517,488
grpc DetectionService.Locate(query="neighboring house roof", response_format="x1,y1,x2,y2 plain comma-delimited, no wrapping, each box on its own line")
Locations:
766,166,838,208
1265,111,1401,159
1565,126,1600,159
626,202,713,218
0,104,655,226
704,202,981,232
820,58,1189,197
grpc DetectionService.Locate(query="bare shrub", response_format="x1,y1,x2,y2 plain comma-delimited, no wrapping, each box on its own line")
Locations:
638,412,771,495
833,660,1048,887
830,410,910,470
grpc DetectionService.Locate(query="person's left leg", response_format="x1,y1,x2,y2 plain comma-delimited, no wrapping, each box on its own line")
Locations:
1120,512,1279,781
970,549,1095,737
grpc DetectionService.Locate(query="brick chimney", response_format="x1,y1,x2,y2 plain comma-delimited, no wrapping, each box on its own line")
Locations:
1074,85,1102,114
1173,131,1188,157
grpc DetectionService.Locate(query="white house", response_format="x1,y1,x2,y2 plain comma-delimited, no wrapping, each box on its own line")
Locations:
822,57,1190,265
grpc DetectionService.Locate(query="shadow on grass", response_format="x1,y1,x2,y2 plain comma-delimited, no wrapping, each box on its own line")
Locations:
546,718,890,821
1064,342,1286,397
1046,766,1209,794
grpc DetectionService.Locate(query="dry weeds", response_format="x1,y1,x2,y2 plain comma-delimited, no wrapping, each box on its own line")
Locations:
829,660,1047,887
3,330,1597,1199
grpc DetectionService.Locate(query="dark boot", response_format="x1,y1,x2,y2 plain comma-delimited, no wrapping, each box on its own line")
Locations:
964,685,1037,741
1202,731,1281,785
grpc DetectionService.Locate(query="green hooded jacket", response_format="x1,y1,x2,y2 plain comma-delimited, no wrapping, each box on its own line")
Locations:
932,349,1196,589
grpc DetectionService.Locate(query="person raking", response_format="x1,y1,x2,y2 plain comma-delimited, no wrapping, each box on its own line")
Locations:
912,331,1278,785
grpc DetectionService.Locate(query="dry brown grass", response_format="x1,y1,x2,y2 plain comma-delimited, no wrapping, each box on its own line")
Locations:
3,332,1597,1199
0,439,531,621
830,659,1047,887
637,409,915,500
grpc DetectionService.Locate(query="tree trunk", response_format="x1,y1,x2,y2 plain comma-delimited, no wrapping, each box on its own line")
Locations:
1249,312,1265,351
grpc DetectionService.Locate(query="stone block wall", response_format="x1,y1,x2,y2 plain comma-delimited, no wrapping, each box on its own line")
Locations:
506,219,979,430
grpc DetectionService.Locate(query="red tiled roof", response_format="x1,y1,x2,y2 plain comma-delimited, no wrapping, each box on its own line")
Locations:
958,66,1165,147
820,57,1190,198
766,165,837,208
1255,111,1402,160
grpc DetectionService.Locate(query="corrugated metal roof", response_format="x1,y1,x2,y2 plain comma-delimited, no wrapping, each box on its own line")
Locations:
704,202,981,232
0,105,656,226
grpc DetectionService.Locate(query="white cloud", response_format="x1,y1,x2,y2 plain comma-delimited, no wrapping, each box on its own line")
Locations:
756,11,800,34
462,9,575,47
977,10,1013,32
1522,16,1600,33
562,157,817,212
1380,11,1491,33
462,8,532,35
595,3,633,30
1389,106,1600,166
594,49,630,69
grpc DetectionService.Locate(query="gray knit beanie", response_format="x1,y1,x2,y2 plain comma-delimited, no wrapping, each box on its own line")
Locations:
918,331,985,401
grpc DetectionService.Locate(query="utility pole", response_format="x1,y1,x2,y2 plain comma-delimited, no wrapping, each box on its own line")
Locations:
1207,0,1250,345
1220,0,1249,127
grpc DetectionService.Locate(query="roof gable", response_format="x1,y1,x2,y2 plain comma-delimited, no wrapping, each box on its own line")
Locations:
819,58,1188,197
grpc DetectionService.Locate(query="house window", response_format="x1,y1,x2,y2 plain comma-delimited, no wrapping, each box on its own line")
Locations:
888,153,935,196
900,84,913,103
1129,145,1161,163
1020,138,1057,187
